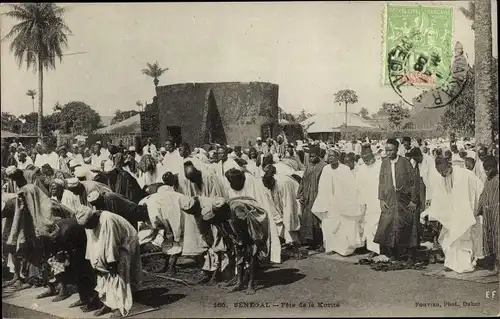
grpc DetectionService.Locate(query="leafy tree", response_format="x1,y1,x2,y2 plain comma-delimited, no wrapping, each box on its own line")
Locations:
26,89,36,113
278,107,296,123
1,112,19,133
334,89,359,138
382,101,411,130
3,4,72,141
295,109,315,123
55,101,102,134
142,61,168,88
438,58,498,137
110,109,140,125
358,107,370,119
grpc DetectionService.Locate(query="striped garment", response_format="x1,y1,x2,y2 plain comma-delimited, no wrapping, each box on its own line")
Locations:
477,174,499,259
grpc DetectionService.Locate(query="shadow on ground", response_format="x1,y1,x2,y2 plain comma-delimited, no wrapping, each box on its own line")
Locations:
135,287,186,308
256,268,306,291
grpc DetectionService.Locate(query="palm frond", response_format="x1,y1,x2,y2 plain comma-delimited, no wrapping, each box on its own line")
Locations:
3,3,72,72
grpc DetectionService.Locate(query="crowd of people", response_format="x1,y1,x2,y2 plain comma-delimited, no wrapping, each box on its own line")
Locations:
1,133,499,318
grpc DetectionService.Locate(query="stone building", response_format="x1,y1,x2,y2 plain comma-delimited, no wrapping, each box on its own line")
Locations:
153,82,280,147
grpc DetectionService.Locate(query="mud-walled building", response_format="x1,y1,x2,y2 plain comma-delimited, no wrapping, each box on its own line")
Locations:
154,82,280,147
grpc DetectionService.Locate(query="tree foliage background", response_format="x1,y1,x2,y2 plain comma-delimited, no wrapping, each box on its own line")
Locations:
110,109,140,125
381,101,412,130
438,57,498,136
1,101,102,136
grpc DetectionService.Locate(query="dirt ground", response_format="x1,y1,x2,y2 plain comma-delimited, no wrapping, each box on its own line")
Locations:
3,253,499,318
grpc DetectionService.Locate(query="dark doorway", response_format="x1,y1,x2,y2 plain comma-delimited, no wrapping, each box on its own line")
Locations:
203,90,227,145
167,126,182,147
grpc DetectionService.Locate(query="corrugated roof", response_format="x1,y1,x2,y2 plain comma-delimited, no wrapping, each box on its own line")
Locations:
94,114,141,134
302,112,375,133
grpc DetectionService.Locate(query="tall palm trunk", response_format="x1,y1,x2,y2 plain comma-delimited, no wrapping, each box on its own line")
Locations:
344,101,348,140
474,0,493,146
31,97,35,113
38,51,44,142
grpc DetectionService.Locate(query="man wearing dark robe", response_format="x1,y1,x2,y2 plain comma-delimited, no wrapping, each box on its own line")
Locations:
3,168,71,289
37,218,101,312
475,156,499,272
108,153,145,203
296,145,327,249
87,190,148,230
375,138,419,262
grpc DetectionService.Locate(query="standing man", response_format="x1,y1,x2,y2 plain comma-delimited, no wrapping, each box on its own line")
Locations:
474,146,489,183
254,137,268,155
91,144,108,171
355,145,383,256
475,156,499,272
142,137,157,157
312,149,363,256
375,138,420,263
296,145,327,249
399,136,413,157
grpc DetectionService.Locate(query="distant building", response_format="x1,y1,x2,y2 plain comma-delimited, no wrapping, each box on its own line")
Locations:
302,112,375,141
152,82,280,147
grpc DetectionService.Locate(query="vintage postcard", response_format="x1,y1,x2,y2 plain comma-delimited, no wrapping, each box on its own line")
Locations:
1,1,498,318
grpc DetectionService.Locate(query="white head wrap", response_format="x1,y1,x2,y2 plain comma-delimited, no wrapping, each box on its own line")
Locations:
103,160,114,172
5,166,18,177
87,190,100,203
75,206,94,226
69,159,81,168
74,166,88,179
180,196,196,212
66,177,81,188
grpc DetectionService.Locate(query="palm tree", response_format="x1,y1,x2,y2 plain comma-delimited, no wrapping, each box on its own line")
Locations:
334,89,359,139
3,4,71,142
461,1,494,146
141,61,168,88
26,89,37,113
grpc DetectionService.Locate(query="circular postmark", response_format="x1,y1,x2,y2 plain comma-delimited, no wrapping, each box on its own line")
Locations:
387,37,470,109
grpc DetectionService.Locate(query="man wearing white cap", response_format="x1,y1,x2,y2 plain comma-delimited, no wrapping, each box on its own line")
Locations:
75,206,142,318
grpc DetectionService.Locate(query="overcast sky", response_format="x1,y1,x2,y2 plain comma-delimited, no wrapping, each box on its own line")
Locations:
1,1,497,117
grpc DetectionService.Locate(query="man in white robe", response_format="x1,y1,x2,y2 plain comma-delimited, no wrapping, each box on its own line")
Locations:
75,206,142,318
262,165,302,257
224,168,281,264
139,185,188,275
214,146,240,187
355,146,382,255
422,156,484,273
91,144,109,171
312,149,364,256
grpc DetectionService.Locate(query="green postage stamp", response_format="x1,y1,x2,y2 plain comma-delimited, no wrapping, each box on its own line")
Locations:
382,4,454,88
